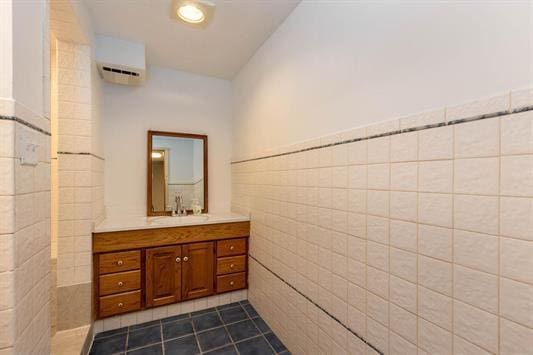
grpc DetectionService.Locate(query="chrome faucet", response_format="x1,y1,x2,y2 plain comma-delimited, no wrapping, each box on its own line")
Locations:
175,194,186,216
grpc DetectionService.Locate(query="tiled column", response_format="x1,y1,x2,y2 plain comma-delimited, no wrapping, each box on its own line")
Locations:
55,40,98,330
0,0,51,353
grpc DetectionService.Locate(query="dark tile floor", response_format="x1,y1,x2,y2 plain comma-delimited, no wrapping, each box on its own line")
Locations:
90,300,290,355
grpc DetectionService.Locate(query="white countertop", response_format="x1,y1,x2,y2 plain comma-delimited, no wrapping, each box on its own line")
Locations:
93,213,250,233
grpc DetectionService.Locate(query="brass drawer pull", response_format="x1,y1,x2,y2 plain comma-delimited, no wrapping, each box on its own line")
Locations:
230,263,235,269
116,260,123,266
118,302,124,308
175,257,181,263
183,256,189,262
117,281,124,287
217,239,246,257
230,281,235,286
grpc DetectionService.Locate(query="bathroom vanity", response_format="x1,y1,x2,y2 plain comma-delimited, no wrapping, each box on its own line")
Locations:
91,130,250,319
92,214,250,319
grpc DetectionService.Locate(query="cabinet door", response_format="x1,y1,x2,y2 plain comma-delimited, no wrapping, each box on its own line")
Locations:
182,242,215,300
146,246,181,307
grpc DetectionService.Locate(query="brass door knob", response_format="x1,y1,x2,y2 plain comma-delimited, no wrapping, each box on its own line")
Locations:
230,264,235,269
229,246,235,251
229,281,235,286
183,256,189,262
118,302,124,308
175,257,181,263
117,281,124,287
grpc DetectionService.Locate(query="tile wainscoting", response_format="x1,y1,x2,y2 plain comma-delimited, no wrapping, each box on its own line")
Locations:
0,114,52,354
232,89,533,354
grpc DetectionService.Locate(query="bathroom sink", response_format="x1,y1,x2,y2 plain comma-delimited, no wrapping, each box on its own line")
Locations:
150,215,210,226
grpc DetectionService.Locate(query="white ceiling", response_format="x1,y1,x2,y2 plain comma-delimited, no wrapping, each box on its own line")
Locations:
84,0,300,79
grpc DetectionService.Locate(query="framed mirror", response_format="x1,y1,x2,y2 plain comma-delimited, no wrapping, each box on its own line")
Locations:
147,130,208,216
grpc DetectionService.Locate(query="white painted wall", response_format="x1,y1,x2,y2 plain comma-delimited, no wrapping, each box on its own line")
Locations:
0,0,14,103
233,0,533,158
1,0,45,116
12,0,45,116
103,66,232,216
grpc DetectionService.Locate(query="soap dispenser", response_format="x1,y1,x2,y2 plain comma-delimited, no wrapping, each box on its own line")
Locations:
191,198,202,215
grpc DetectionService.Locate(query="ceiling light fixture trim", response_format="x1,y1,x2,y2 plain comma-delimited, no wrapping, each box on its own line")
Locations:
171,0,215,27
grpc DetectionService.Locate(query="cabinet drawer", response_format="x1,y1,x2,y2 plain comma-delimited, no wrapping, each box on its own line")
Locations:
99,251,140,274
217,255,246,275
99,290,141,317
99,270,141,296
217,239,246,257
217,272,246,293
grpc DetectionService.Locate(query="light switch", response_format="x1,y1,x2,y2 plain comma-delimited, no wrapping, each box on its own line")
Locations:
17,129,40,166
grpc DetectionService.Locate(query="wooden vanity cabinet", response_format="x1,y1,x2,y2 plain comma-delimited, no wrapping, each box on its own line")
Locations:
96,251,143,317
146,242,215,307
93,221,250,319
215,238,248,293
146,246,182,307
181,242,215,300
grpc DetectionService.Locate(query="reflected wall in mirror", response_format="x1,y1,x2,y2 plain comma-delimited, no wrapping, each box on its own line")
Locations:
147,131,208,216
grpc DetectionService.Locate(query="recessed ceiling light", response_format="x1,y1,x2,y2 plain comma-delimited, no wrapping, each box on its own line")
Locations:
177,4,205,23
172,0,215,27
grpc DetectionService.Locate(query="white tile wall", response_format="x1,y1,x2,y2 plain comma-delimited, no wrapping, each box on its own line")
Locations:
0,109,51,355
55,40,105,287
232,90,533,354
56,153,92,286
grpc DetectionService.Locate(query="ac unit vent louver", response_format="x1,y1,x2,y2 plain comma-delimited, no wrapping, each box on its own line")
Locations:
96,35,146,86
102,66,140,77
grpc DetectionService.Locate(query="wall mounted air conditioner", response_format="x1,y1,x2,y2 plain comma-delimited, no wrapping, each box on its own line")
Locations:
95,35,146,85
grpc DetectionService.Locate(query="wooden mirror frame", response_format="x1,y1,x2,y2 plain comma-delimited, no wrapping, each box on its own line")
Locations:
147,130,208,216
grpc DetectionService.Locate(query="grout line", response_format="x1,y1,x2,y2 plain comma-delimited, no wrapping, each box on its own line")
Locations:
248,254,385,355
125,325,130,354
190,313,203,355
0,115,51,136
230,106,533,165
215,307,241,355
365,144,370,352
160,321,165,355
200,342,236,354
415,128,420,351
125,341,163,353
156,328,194,343
497,116,502,354
386,134,391,354
242,303,278,354
57,151,105,160
450,120,456,354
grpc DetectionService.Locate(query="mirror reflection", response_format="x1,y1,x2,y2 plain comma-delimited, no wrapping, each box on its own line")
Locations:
149,132,207,215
